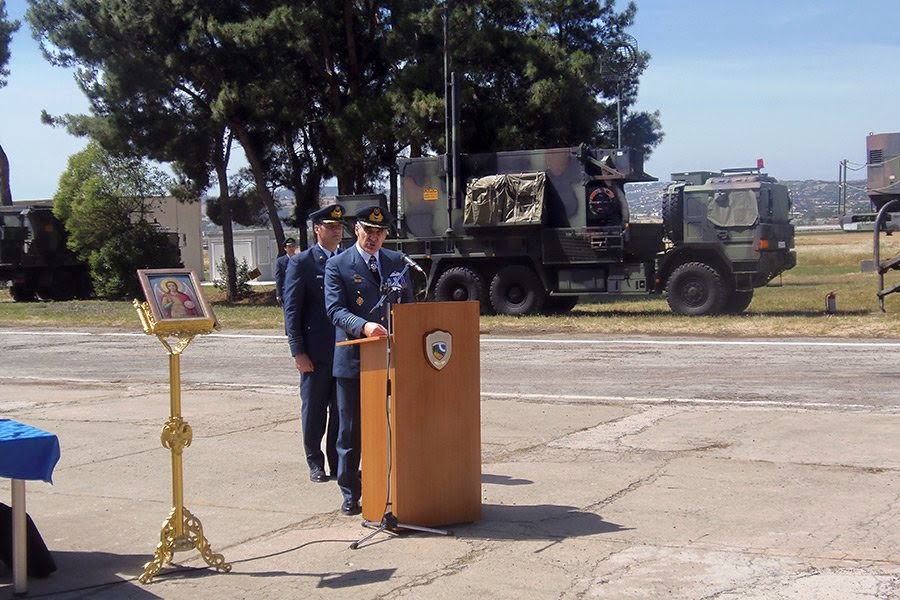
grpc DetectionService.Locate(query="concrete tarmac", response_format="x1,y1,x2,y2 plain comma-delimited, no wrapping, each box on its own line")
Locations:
0,331,898,599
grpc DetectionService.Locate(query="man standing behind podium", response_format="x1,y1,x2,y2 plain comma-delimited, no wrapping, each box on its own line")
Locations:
274,237,298,306
283,204,345,484
325,205,413,516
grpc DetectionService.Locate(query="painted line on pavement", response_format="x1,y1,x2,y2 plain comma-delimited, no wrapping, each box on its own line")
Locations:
1,329,898,348
2,374,895,412
482,338,900,348
482,391,896,412
0,330,286,339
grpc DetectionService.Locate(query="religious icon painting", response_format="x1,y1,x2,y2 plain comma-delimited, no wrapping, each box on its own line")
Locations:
137,269,217,333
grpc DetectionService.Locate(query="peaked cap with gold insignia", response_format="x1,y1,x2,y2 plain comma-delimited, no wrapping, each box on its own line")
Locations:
310,203,346,224
355,205,392,229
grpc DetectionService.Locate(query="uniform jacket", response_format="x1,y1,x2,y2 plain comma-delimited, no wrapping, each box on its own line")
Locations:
325,246,414,378
274,253,291,301
283,245,336,366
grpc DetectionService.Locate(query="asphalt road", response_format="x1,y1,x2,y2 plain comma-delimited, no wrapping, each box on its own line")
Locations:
1,328,898,412
1,328,898,599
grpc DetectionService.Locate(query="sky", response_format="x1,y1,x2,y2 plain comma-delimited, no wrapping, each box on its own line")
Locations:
1,0,898,200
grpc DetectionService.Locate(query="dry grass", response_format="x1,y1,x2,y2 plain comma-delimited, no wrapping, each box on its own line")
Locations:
2,231,899,338
480,231,900,338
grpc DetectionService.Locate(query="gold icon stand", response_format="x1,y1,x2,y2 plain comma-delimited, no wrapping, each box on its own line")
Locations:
134,295,231,583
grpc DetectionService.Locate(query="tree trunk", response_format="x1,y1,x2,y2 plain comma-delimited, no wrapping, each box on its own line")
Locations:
215,132,239,301
284,133,326,252
0,143,13,206
295,166,323,251
231,123,286,247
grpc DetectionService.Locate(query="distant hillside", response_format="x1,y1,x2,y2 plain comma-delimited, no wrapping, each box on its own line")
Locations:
625,179,871,225
203,180,872,234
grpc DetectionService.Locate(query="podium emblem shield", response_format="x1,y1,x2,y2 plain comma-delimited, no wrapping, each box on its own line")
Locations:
425,330,452,370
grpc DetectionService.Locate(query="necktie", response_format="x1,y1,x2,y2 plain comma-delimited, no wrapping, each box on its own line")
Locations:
368,255,378,275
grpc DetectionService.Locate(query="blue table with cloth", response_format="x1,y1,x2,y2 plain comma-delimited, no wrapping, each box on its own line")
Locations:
0,419,60,594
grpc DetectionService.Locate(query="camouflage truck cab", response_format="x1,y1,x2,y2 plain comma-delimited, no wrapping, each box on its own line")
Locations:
385,147,796,316
660,168,796,315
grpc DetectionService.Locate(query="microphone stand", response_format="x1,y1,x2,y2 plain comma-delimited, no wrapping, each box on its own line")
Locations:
350,263,451,549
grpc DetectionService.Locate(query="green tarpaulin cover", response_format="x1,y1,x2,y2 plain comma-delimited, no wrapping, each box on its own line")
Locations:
464,172,545,226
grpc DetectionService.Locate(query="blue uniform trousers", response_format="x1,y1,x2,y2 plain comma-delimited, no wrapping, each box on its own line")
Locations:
300,369,338,475
335,376,362,503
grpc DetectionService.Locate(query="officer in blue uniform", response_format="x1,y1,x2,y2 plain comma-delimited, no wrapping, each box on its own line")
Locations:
274,237,297,305
325,205,413,515
283,204,345,483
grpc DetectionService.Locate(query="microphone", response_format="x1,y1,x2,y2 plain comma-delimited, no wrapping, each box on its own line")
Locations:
402,254,426,274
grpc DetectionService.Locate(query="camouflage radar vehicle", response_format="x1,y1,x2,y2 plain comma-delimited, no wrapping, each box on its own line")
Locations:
0,204,92,301
370,145,795,316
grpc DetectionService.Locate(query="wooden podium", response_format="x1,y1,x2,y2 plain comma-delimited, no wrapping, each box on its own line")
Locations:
341,300,481,527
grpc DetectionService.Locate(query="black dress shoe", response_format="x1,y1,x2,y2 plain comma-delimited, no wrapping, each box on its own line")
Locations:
341,499,361,516
309,468,328,483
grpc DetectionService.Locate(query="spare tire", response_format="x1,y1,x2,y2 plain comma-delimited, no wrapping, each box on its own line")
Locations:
587,185,622,225
662,184,684,242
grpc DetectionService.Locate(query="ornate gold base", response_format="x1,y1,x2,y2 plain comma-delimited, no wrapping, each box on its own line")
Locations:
139,506,231,584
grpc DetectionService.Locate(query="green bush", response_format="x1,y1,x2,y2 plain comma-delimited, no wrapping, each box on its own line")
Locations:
213,257,252,298
89,222,183,299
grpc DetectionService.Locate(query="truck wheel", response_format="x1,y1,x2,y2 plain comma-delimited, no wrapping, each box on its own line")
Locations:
39,269,76,301
723,289,754,314
74,268,93,300
544,296,578,314
666,262,727,316
434,266,487,306
489,265,546,315
10,284,36,302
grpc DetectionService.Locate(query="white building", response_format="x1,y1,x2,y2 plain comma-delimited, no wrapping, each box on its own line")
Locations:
152,196,203,277
205,228,304,283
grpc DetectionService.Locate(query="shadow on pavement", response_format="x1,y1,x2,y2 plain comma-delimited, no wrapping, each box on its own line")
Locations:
458,503,630,541
481,473,533,486
1,550,160,599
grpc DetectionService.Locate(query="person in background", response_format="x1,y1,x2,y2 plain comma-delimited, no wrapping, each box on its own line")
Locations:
324,205,413,515
283,205,345,484
274,237,298,306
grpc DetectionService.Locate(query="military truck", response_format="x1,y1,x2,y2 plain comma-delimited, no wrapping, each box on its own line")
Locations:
377,145,795,316
0,203,92,301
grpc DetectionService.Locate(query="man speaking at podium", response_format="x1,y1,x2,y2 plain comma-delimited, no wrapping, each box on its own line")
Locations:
325,205,413,516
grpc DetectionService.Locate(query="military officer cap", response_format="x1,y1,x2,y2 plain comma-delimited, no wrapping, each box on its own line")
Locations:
355,205,392,229
283,237,297,247
309,203,346,224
